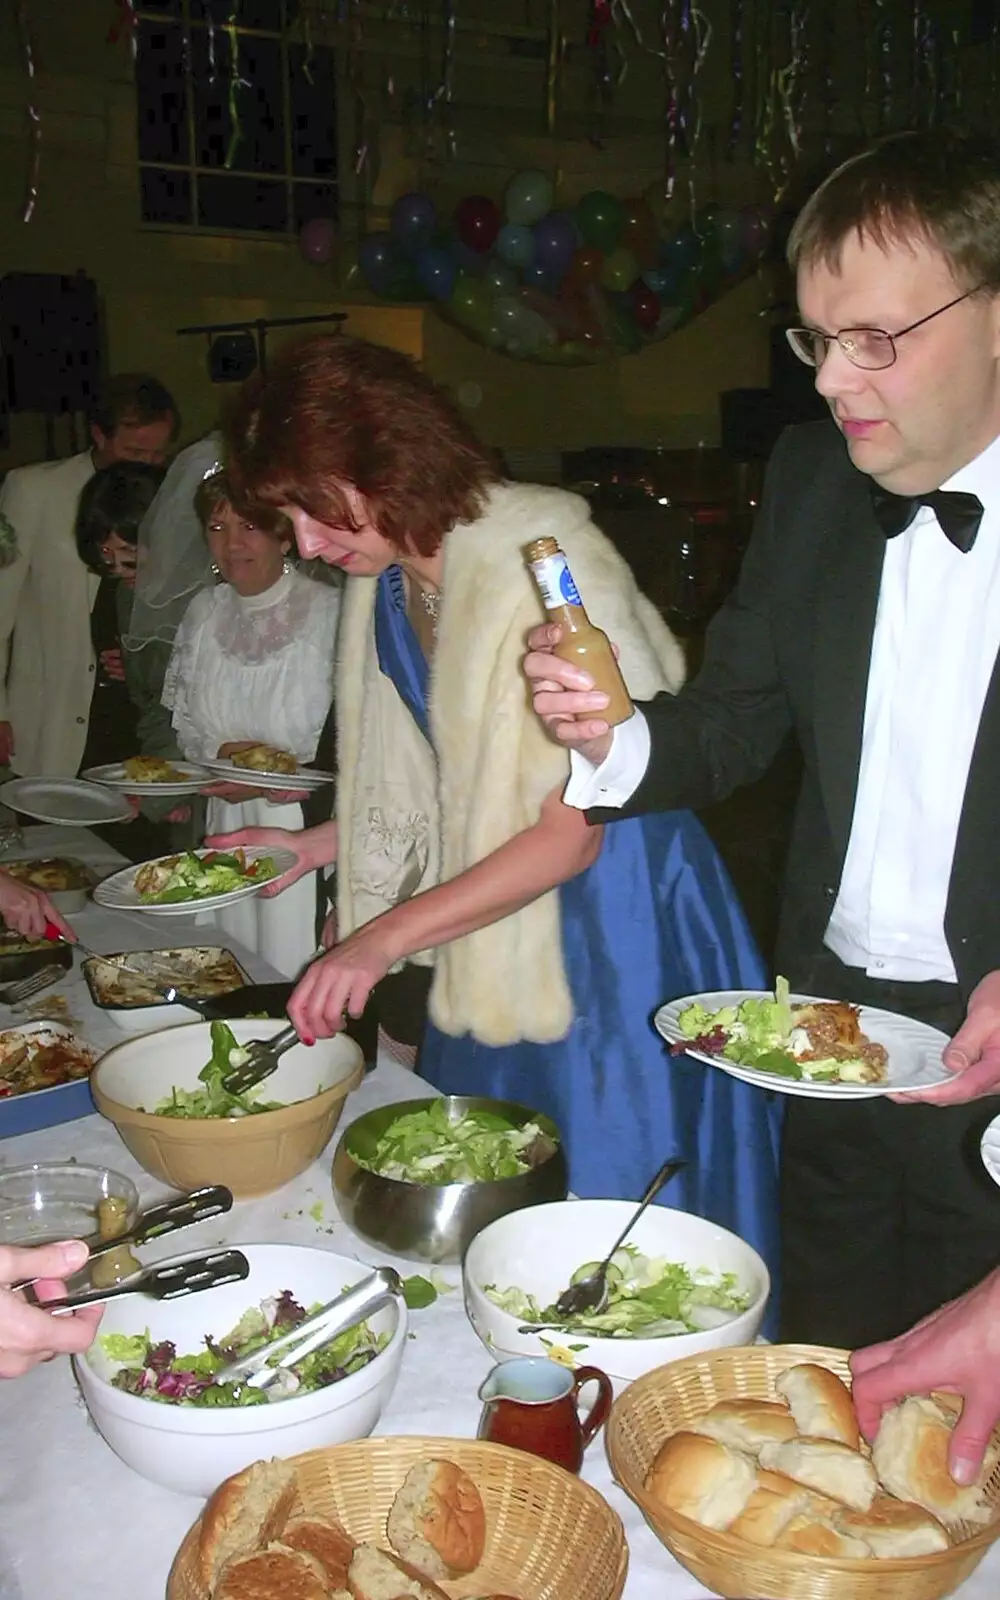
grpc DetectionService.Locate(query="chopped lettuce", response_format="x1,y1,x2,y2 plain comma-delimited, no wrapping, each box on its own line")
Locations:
148,1020,285,1119
136,850,277,906
675,977,864,1083
353,1099,557,1184
485,1245,749,1339
98,1289,388,1407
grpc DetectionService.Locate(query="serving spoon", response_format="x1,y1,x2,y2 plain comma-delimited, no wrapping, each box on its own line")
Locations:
517,1154,687,1331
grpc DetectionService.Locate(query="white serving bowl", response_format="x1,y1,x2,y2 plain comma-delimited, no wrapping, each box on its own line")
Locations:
74,1243,407,1498
463,1201,769,1390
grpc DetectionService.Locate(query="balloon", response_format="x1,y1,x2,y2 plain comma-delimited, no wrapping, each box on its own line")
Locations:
451,238,487,276
298,216,336,264
714,209,744,273
504,169,554,226
642,265,681,299
740,203,771,258
390,191,436,250
454,194,501,254
609,300,642,354
520,286,587,341
575,190,625,254
496,223,535,269
660,223,701,275
483,259,517,296
493,295,526,338
642,178,682,233
627,279,661,333
359,232,405,296
566,245,604,288
621,198,658,270
451,275,494,335
600,246,639,294
522,261,561,293
532,211,577,280
415,244,456,301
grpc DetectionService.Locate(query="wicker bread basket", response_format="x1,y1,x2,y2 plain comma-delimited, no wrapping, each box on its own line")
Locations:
167,1434,628,1600
605,1343,1000,1600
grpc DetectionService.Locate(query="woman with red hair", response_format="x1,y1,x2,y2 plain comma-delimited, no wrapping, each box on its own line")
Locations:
213,334,781,1286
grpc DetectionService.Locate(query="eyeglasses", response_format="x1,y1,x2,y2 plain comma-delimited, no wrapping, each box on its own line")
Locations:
785,284,990,371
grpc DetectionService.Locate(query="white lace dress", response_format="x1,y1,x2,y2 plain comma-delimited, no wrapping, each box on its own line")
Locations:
162,568,340,977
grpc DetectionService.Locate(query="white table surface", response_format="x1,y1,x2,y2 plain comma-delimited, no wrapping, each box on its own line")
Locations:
0,829,998,1600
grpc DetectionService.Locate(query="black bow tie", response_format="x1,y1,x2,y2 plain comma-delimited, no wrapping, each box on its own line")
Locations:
869,484,984,553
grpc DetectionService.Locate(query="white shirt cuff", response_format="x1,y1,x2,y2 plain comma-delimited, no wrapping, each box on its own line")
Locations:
563,710,651,810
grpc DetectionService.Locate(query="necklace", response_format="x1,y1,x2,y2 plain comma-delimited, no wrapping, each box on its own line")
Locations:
417,586,441,628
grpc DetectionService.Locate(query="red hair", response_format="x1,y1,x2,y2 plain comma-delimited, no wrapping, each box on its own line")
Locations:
225,335,500,557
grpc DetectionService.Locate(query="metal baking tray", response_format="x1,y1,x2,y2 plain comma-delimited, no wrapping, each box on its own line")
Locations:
81,946,251,1013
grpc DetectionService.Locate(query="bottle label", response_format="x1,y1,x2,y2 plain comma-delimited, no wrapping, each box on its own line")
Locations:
529,552,583,610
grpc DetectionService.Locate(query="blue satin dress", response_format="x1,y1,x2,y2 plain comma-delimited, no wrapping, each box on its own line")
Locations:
375,568,783,1321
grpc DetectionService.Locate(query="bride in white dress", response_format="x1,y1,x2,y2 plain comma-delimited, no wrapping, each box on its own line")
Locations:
161,471,340,976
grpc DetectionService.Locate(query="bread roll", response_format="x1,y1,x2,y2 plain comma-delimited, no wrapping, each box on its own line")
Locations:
692,1398,799,1455
198,1458,297,1592
727,1470,813,1547
872,1396,995,1527
386,1458,486,1578
758,1438,877,1511
775,1363,861,1450
280,1516,354,1588
347,1542,452,1600
834,1496,951,1557
214,1543,329,1600
644,1432,758,1530
775,1514,872,1559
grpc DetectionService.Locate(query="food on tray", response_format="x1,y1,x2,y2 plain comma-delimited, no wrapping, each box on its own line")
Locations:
146,1020,285,1119
0,1025,95,1098
775,1361,860,1449
757,1436,878,1511
387,1459,486,1579
641,1360,994,1561
98,1287,387,1408
355,1100,558,1185
134,849,277,905
121,755,187,783
214,1544,330,1600
198,1459,298,1592
872,1395,996,1527
2,857,93,892
485,1242,750,1338
194,1455,498,1600
85,946,247,1010
230,744,298,775
672,976,890,1084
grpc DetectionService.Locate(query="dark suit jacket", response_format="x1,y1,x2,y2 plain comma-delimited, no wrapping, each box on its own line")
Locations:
590,420,1000,1000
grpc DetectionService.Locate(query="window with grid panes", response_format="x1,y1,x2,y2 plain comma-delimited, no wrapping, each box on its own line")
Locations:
135,1,338,235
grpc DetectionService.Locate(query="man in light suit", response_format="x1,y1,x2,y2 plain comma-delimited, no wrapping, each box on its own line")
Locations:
522,129,1000,1348
0,373,178,776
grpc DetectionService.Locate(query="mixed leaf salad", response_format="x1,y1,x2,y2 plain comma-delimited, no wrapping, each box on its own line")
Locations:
486,1244,750,1338
147,1021,286,1119
353,1099,558,1184
98,1290,387,1406
134,848,277,906
672,976,888,1084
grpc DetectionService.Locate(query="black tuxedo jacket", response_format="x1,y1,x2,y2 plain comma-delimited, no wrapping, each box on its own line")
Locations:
590,420,1000,999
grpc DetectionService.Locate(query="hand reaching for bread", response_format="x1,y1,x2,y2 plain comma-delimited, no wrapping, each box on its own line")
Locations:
643,1358,996,1561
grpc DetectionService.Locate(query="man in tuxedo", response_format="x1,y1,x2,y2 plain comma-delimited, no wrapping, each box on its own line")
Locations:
523,128,1000,1347
0,373,178,777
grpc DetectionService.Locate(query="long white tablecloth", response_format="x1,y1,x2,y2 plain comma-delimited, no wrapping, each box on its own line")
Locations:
0,830,997,1600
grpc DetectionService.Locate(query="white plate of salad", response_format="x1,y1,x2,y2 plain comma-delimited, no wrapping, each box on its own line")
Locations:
93,847,296,916
655,979,952,1099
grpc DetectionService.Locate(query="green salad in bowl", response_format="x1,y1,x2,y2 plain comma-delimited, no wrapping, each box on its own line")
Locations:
144,1021,286,1119
352,1098,558,1184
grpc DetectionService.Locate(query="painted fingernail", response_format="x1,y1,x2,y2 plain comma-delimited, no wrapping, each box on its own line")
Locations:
302,1035,315,1047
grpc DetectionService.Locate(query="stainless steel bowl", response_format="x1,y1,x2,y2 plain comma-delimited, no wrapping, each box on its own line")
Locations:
332,1096,568,1264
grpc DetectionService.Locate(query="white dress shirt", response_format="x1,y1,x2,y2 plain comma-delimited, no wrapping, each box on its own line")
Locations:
565,430,1000,984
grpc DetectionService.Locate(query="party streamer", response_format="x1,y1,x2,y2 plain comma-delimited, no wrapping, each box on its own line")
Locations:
728,0,744,159
15,1,41,222
224,7,250,170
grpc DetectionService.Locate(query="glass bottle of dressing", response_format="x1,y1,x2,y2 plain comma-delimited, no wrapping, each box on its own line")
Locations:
524,536,634,727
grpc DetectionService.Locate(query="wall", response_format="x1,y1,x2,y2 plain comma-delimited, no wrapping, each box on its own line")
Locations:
0,0,769,471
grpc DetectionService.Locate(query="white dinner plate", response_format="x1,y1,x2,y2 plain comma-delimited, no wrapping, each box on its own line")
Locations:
654,989,952,1100
0,776,134,827
199,756,334,792
981,1115,1000,1189
93,846,298,916
81,760,213,798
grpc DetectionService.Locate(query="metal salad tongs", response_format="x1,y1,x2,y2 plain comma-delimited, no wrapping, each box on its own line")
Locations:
209,1267,403,1393
43,1249,251,1316
14,1184,236,1297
